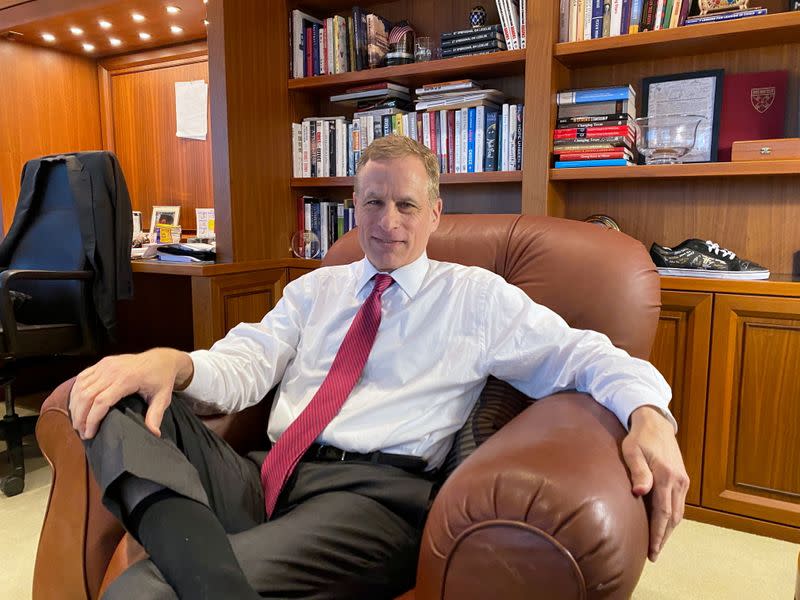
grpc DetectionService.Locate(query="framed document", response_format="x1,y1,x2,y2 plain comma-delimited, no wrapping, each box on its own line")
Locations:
150,206,181,234
641,70,724,162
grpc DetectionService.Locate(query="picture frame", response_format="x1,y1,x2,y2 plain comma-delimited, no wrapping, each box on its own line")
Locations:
641,69,724,163
150,206,181,234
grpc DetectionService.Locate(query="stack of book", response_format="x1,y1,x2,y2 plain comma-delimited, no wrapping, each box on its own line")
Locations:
558,0,767,42
291,79,525,178
298,196,356,259
440,24,508,59
552,85,637,168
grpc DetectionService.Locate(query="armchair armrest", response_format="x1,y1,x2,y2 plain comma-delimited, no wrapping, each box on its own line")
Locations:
416,392,648,600
0,269,93,354
33,379,274,600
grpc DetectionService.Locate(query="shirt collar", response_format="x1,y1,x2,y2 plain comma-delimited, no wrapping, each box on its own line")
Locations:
356,252,430,299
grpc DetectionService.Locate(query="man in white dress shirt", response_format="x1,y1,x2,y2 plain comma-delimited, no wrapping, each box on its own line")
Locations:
70,136,688,599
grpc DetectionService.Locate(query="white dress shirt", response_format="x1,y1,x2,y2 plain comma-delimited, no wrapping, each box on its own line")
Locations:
181,252,674,470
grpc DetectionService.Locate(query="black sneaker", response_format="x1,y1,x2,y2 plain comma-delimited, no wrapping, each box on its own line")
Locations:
650,239,770,280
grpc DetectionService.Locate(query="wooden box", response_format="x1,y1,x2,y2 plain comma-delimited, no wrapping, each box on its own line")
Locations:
731,138,800,161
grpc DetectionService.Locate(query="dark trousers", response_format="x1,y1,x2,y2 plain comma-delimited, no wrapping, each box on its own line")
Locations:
84,396,434,600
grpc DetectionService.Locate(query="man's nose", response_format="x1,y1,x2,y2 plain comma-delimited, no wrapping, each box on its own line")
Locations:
378,204,400,229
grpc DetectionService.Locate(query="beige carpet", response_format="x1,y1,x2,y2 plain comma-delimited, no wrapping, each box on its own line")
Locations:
1,442,797,599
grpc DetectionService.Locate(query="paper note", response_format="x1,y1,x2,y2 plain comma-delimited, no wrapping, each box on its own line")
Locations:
175,80,208,140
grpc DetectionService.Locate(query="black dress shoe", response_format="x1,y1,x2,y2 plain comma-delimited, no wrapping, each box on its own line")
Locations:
650,239,769,280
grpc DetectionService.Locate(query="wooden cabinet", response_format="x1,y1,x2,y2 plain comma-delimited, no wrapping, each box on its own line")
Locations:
650,291,712,505
656,277,800,542
704,294,800,528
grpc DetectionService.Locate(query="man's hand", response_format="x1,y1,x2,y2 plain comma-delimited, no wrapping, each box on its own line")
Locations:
622,405,689,563
69,348,194,440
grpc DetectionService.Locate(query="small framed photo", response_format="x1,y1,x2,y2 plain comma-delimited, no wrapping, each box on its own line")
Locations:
641,69,724,162
150,206,181,234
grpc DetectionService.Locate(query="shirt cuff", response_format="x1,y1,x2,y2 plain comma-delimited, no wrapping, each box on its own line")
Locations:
176,350,220,414
612,386,678,434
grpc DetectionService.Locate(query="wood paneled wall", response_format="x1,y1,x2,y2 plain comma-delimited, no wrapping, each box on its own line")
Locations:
0,39,102,231
100,46,212,233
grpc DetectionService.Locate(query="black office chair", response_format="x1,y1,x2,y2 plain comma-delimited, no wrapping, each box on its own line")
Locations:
0,153,131,496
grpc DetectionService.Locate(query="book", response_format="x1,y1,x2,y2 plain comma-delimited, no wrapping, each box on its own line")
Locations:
416,80,481,96
441,40,507,56
717,70,788,162
438,47,506,58
557,112,632,125
556,119,628,130
440,32,505,48
330,87,410,104
440,24,502,40
553,125,634,139
557,150,634,160
485,109,500,171
556,85,635,105
554,158,633,167
520,0,527,47
684,7,767,24
366,13,392,69
553,134,633,146
557,99,635,118
497,0,514,47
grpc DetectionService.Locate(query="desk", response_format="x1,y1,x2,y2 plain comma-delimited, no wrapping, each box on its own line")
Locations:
117,258,320,352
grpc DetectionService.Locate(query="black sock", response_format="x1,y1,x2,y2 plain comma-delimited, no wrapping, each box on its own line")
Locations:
128,490,260,600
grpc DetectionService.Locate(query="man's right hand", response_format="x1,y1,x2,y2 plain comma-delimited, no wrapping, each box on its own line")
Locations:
69,348,194,440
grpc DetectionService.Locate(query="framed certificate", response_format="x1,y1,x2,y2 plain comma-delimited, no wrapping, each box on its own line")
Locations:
641,70,724,163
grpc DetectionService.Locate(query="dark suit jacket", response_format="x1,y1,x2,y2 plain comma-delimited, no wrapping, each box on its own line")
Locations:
0,151,133,341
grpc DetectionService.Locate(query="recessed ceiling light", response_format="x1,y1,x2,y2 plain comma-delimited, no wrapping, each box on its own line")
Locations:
170,25,183,34
203,19,209,26
41,33,56,42
131,13,146,22
138,32,151,40
70,26,84,36
165,6,181,14
98,20,112,29
109,37,122,46
82,42,95,52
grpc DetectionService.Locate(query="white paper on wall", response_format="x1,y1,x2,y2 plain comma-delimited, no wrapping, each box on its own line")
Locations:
175,80,208,140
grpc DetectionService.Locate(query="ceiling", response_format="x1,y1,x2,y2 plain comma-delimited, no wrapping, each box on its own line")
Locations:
0,0,207,58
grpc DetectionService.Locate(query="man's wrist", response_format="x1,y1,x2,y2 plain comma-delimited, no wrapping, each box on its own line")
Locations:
629,405,669,429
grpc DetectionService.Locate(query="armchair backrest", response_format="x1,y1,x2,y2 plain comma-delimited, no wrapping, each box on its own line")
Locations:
4,160,85,325
323,214,661,359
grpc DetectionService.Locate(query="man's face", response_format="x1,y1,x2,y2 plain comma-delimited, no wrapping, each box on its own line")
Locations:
354,156,442,272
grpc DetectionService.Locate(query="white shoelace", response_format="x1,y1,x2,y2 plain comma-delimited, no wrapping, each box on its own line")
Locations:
705,240,736,259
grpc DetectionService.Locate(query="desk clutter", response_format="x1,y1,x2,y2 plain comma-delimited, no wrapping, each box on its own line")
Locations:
131,207,216,262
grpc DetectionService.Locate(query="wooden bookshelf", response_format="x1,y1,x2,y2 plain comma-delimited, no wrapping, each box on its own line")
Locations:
554,11,800,67
549,160,800,180
287,49,526,94
291,171,523,188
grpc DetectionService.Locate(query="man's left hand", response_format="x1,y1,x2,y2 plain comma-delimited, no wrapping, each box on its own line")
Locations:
622,405,689,563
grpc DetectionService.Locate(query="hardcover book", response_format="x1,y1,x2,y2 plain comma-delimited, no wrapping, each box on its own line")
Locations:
717,70,788,161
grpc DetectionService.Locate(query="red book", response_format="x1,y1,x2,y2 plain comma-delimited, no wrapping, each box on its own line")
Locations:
428,112,438,158
557,150,632,160
553,125,634,139
447,110,457,174
718,70,788,162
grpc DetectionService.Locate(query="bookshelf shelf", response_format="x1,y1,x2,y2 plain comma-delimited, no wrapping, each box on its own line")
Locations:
549,160,800,180
291,171,523,188
554,11,800,67
287,49,526,94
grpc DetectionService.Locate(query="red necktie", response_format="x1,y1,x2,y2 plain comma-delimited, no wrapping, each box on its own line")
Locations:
261,273,395,517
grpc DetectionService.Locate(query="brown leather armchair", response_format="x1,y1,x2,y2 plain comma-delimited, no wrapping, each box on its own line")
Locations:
34,214,662,599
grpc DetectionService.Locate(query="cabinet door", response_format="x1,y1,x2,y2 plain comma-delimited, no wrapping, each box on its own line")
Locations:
191,268,288,349
703,294,800,526
650,291,712,505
